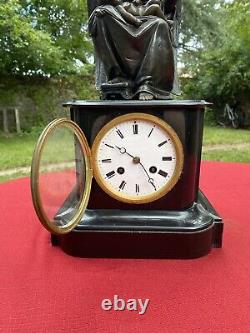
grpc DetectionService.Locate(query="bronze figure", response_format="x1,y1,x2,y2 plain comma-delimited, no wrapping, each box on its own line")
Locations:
88,0,182,100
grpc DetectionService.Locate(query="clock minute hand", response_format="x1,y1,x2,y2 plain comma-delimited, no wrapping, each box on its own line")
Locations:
139,161,157,191
116,146,156,190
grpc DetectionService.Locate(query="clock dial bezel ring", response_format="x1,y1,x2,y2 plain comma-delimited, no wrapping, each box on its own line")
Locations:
91,113,184,204
30,118,93,235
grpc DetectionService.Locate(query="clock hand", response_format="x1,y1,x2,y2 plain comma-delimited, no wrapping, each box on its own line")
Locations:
116,146,156,190
139,161,157,191
115,146,134,159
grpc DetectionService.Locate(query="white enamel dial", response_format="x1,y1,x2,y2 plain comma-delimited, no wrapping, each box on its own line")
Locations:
92,113,183,204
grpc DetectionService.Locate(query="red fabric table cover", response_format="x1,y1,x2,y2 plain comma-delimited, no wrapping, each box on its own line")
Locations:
0,161,249,333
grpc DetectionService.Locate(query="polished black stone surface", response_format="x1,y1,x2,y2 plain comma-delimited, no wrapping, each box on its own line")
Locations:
54,100,224,259
67,100,207,210
64,100,212,108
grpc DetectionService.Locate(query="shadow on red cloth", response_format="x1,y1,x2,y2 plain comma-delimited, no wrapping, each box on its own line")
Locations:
0,161,249,332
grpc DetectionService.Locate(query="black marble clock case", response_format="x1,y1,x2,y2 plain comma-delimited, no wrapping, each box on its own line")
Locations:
52,100,223,259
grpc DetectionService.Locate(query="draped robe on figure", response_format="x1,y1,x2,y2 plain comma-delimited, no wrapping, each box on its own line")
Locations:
89,3,180,99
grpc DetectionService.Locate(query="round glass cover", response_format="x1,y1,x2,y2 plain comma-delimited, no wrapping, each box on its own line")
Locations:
31,119,92,234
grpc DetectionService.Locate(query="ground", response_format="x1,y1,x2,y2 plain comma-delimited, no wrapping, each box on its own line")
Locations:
0,126,249,183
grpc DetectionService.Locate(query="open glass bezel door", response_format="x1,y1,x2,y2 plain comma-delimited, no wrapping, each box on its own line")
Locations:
30,118,93,235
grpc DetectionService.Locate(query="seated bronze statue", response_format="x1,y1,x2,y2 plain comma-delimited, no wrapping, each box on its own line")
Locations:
88,0,181,100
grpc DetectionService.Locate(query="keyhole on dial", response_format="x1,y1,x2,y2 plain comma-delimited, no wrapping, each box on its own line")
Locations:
149,166,157,174
117,167,125,175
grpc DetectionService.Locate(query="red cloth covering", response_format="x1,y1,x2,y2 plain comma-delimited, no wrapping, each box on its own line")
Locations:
0,161,249,332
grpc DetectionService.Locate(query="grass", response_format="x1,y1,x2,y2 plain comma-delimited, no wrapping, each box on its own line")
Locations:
0,127,77,170
202,126,250,163
0,126,249,183
203,126,250,146
0,133,36,183
203,148,250,163
0,171,30,184
0,132,38,170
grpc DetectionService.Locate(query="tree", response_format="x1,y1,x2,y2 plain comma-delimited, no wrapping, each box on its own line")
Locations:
0,0,92,77
182,0,250,107
180,0,221,51
2,0,249,111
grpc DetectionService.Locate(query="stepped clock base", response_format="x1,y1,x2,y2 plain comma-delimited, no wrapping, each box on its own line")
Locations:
51,191,223,259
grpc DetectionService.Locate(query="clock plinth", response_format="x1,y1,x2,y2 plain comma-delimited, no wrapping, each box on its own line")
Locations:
52,191,223,259
48,100,223,259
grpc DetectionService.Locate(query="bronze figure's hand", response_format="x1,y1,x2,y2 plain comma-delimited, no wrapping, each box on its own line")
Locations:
134,18,143,26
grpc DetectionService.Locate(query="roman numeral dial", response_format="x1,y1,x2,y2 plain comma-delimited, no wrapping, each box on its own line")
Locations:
133,122,138,134
116,129,124,139
92,113,184,204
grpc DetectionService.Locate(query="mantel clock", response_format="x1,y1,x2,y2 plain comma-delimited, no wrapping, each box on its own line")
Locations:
30,100,223,258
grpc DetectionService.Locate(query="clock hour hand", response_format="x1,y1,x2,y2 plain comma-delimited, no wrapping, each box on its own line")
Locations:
116,146,142,165
115,146,134,159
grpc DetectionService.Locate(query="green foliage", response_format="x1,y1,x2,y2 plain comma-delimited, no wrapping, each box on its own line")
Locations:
0,0,92,76
182,0,250,107
181,0,220,49
1,0,249,128
204,108,217,126
0,75,97,131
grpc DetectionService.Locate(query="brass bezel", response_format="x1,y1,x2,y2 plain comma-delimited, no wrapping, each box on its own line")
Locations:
92,113,184,204
30,118,93,235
